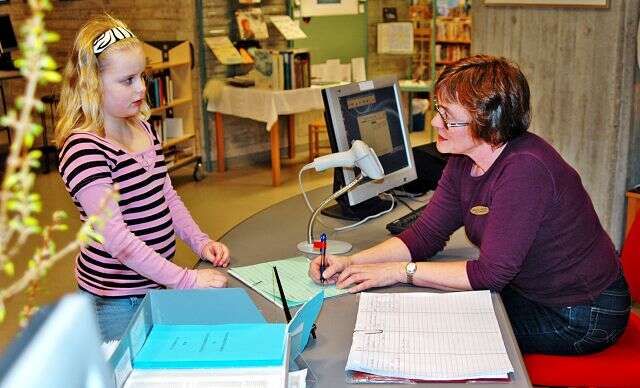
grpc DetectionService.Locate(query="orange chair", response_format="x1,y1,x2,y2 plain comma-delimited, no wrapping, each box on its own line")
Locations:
308,118,330,162
523,213,640,387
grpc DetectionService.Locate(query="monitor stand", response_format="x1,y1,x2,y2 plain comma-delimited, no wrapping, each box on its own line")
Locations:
321,196,393,221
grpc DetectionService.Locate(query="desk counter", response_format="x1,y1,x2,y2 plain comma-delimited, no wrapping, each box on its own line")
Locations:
199,187,532,388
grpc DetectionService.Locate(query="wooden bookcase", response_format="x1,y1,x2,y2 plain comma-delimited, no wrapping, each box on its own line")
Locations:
142,41,204,181
434,16,471,67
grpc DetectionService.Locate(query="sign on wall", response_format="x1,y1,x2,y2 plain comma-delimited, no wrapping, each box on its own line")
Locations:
484,0,608,7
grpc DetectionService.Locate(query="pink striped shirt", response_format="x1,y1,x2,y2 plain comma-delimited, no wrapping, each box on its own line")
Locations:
58,122,210,297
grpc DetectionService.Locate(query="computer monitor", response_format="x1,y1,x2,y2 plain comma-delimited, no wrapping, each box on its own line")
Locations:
321,76,417,220
0,15,18,71
0,293,114,388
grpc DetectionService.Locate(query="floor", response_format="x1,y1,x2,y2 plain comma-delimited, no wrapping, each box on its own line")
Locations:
0,131,431,350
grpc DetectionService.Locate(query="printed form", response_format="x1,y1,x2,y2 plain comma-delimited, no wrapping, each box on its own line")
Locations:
346,290,514,381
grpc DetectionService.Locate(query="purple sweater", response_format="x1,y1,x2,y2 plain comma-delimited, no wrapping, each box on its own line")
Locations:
398,133,620,306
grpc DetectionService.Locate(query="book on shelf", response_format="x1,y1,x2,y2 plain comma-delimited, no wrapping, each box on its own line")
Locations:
235,8,269,41
146,71,174,109
435,43,470,64
253,49,310,90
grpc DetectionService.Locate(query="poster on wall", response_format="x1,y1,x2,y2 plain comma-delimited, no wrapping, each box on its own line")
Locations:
484,0,608,7
300,0,359,17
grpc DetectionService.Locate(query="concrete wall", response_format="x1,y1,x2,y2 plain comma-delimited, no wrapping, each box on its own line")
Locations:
472,2,640,246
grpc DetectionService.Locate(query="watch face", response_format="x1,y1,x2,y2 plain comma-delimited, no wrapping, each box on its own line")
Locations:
407,262,417,274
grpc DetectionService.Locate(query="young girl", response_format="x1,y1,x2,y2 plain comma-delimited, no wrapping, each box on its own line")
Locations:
55,15,230,341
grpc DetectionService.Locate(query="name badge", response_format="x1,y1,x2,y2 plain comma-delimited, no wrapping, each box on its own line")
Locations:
470,205,489,216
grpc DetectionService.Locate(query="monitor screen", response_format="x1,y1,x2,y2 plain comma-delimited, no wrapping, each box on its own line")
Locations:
0,294,113,388
0,15,18,53
322,77,417,213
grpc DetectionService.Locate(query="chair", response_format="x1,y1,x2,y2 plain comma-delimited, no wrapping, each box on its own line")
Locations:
523,212,640,387
308,118,330,162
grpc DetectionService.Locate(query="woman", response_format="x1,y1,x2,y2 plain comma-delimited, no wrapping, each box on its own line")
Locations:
309,55,630,355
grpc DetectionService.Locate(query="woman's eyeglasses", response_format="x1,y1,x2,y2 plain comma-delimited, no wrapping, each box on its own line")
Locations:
433,99,470,130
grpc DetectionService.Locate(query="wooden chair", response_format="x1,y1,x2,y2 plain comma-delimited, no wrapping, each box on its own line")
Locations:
523,211,640,387
308,118,330,162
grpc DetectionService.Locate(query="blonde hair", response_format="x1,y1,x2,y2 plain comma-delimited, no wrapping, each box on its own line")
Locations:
55,14,150,146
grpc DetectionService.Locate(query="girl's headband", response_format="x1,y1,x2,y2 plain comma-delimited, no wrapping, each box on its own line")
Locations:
92,27,136,56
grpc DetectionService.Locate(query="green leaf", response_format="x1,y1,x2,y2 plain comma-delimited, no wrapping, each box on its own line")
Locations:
3,262,15,277
40,55,57,70
28,193,41,201
6,200,19,211
29,159,41,169
52,210,67,221
29,202,42,213
86,230,105,244
24,217,39,227
24,133,34,148
3,174,19,189
52,224,68,231
43,32,60,43
30,123,43,137
41,70,61,83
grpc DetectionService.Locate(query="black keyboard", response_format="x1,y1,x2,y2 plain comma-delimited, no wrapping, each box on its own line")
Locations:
386,205,426,235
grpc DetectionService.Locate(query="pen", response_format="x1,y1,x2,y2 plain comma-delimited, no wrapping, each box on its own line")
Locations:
273,266,317,339
319,233,327,284
273,266,292,322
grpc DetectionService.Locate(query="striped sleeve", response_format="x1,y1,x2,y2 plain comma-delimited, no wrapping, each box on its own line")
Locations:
58,134,115,198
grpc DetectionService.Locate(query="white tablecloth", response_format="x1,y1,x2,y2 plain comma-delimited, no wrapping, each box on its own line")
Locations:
205,83,326,131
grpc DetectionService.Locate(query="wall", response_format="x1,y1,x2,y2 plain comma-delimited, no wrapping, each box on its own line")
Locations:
367,0,412,79
0,0,200,145
200,0,413,168
472,2,640,246
200,0,290,168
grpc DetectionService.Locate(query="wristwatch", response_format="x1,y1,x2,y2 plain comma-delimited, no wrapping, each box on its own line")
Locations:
405,262,417,285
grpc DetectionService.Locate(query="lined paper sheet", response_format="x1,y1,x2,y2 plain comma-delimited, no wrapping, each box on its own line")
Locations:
228,256,349,308
346,291,514,381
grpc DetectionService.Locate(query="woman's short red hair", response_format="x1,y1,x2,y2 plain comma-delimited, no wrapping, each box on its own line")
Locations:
435,55,530,146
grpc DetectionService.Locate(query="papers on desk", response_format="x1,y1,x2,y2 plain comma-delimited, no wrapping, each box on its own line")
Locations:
228,256,349,308
345,291,514,382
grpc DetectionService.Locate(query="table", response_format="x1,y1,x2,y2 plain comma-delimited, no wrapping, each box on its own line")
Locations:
206,85,327,186
199,187,532,387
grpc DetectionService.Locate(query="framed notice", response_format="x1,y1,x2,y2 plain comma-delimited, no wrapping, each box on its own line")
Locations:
484,0,608,7
300,0,358,17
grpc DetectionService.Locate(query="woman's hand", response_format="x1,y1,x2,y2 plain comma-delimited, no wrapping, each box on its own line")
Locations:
201,241,230,267
308,254,351,284
195,268,228,288
336,262,405,293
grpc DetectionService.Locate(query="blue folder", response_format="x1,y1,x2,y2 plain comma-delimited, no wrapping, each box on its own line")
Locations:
133,323,286,369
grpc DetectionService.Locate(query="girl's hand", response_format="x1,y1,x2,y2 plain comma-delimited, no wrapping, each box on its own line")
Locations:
201,241,230,267
195,268,228,288
336,262,405,293
308,254,351,284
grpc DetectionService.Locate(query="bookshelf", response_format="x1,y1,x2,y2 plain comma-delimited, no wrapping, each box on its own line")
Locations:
142,41,204,181
434,16,471,67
